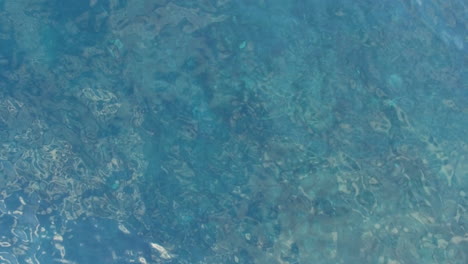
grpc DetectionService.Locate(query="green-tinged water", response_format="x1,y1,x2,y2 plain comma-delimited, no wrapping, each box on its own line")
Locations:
0,0,466,263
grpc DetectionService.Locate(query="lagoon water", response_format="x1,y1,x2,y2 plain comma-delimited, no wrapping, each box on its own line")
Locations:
0,0,466,263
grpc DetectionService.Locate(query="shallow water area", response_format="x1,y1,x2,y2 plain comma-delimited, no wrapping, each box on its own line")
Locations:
0,0,466,263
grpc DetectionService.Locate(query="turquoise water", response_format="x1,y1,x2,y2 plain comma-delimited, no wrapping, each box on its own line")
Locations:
0,0,466,263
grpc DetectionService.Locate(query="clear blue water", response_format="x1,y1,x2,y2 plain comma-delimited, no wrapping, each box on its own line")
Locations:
0,0,466,263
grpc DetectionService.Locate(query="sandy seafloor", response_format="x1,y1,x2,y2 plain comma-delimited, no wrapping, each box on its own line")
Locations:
0,0,466,263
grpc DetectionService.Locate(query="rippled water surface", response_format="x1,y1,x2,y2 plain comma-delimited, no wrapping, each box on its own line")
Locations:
0,0,466,263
